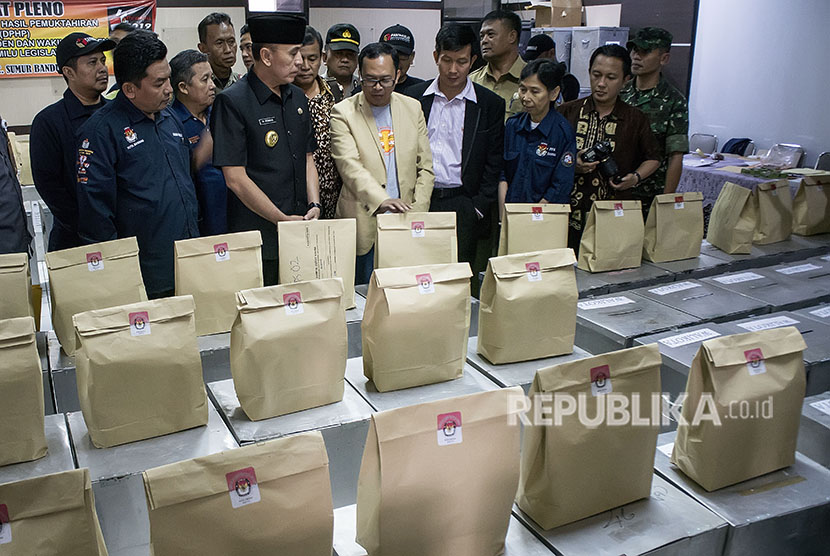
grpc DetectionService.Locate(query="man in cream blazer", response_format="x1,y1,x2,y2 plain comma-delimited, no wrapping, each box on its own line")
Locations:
330,42,434,283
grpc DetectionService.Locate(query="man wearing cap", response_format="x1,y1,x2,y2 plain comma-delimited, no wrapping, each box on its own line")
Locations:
523,34,580,102
30,32,114,251
75,30,200,298
620,27,689,203
470,10,525,122
379,24,424,93
211,13,321,286
323,23,361,100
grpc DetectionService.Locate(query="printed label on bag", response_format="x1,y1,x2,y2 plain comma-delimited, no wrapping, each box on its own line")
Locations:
531,206,544,221
744,348,767,376
713,272,764,285
129,312,151,336
86,251,104,272
577,296,635,310
659,328,721,348
226,467,261,509
526,262,542,282
283,292,304,315
437,411,462,446
809,306,830,319
614,202,624,217
0,504,10,545
737,315,799,332
674,196,685,210
590,365,612,396
775,263,821,275
411,221,425,238
770,183,778,196
649,281,701,296
810,399,830,417
214,242,230,262
416,273,435,295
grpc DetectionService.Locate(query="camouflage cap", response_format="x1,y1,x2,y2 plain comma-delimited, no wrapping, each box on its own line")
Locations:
627,27,673,52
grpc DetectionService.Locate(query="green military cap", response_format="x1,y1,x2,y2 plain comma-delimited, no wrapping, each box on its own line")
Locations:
627,27,673,51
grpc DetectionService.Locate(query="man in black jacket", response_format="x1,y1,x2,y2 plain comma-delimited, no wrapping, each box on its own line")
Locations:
405,23,504,275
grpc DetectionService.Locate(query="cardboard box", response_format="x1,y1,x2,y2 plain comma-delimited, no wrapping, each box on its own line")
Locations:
528,0,583,28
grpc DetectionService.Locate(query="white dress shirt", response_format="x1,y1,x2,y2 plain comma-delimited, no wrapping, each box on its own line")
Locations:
424,78,477,188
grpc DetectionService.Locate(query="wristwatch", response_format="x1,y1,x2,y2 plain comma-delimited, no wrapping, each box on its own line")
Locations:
307,202,322,211
633,171,642,185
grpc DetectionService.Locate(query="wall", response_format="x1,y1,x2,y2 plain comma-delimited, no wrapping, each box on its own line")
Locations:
689,0,830,166
309,7,442,80
3,5,247,127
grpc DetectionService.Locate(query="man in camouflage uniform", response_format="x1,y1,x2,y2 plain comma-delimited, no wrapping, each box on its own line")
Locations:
621,27,689,216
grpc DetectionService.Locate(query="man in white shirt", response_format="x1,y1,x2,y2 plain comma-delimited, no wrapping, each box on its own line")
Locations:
406,24,504,272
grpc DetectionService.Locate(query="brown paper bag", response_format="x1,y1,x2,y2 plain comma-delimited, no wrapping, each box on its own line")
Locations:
46,237,147,354
498,203,570,256
73,295,208,448
362,263,472,392
0,316,47,466
174,231,263,336
643,192,704,262
357,387,523,556
0,253,33,320
705,182,756,254
792,175,830,235
0,468,108,555
672,327,807,491
577,200,644,272
375,212,457,269
478,248,577,364
143,431,332,556
278,218,357,310
516,344,661,529
752,180,792,244
230,278,346,421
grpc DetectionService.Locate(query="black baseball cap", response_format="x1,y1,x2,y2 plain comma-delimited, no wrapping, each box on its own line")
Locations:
326,23,360,52
379,24,414,56
56,33,115,70
524,34,555,61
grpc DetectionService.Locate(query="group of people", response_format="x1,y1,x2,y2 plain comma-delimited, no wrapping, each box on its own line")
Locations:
2,9,689,298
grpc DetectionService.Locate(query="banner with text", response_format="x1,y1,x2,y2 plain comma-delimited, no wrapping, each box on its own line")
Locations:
0,0,155,78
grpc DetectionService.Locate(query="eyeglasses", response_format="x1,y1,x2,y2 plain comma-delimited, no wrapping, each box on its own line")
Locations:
361,76,396,88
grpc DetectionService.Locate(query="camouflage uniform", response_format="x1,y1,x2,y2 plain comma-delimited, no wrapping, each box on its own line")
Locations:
621,27,690,209
620,76,689,201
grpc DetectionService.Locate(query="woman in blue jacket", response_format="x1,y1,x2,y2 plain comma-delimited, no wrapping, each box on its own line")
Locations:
499,59,577,215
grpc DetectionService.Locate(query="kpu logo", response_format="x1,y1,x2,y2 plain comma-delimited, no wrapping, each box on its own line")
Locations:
283,292,304,315
416,273,434,295
226,467,261,509
129,311,151,336
437,411,463,446
86,251,103,272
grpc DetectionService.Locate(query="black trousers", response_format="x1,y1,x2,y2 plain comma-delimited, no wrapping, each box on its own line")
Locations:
429,190,478,267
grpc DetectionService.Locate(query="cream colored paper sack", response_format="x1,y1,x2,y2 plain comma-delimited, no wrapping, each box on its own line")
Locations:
357,387,523,556
174,231,263,336
672,327,806,491
792,175,830,235
231,278,346,421
0,252,33,319
516,344,661,530
375,212,457,268
278,218,356,310
0,316,46,466
0,468,108,556
478,248,577,364
752,180,792,244
46,237,146,354
643,192,704,262
577,200,644,272
362,263,472,392
73,295,208,448
498,203,570,256
705,182,756,254
143,431,333,556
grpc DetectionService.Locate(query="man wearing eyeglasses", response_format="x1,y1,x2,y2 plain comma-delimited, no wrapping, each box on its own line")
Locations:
330,42,434,284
